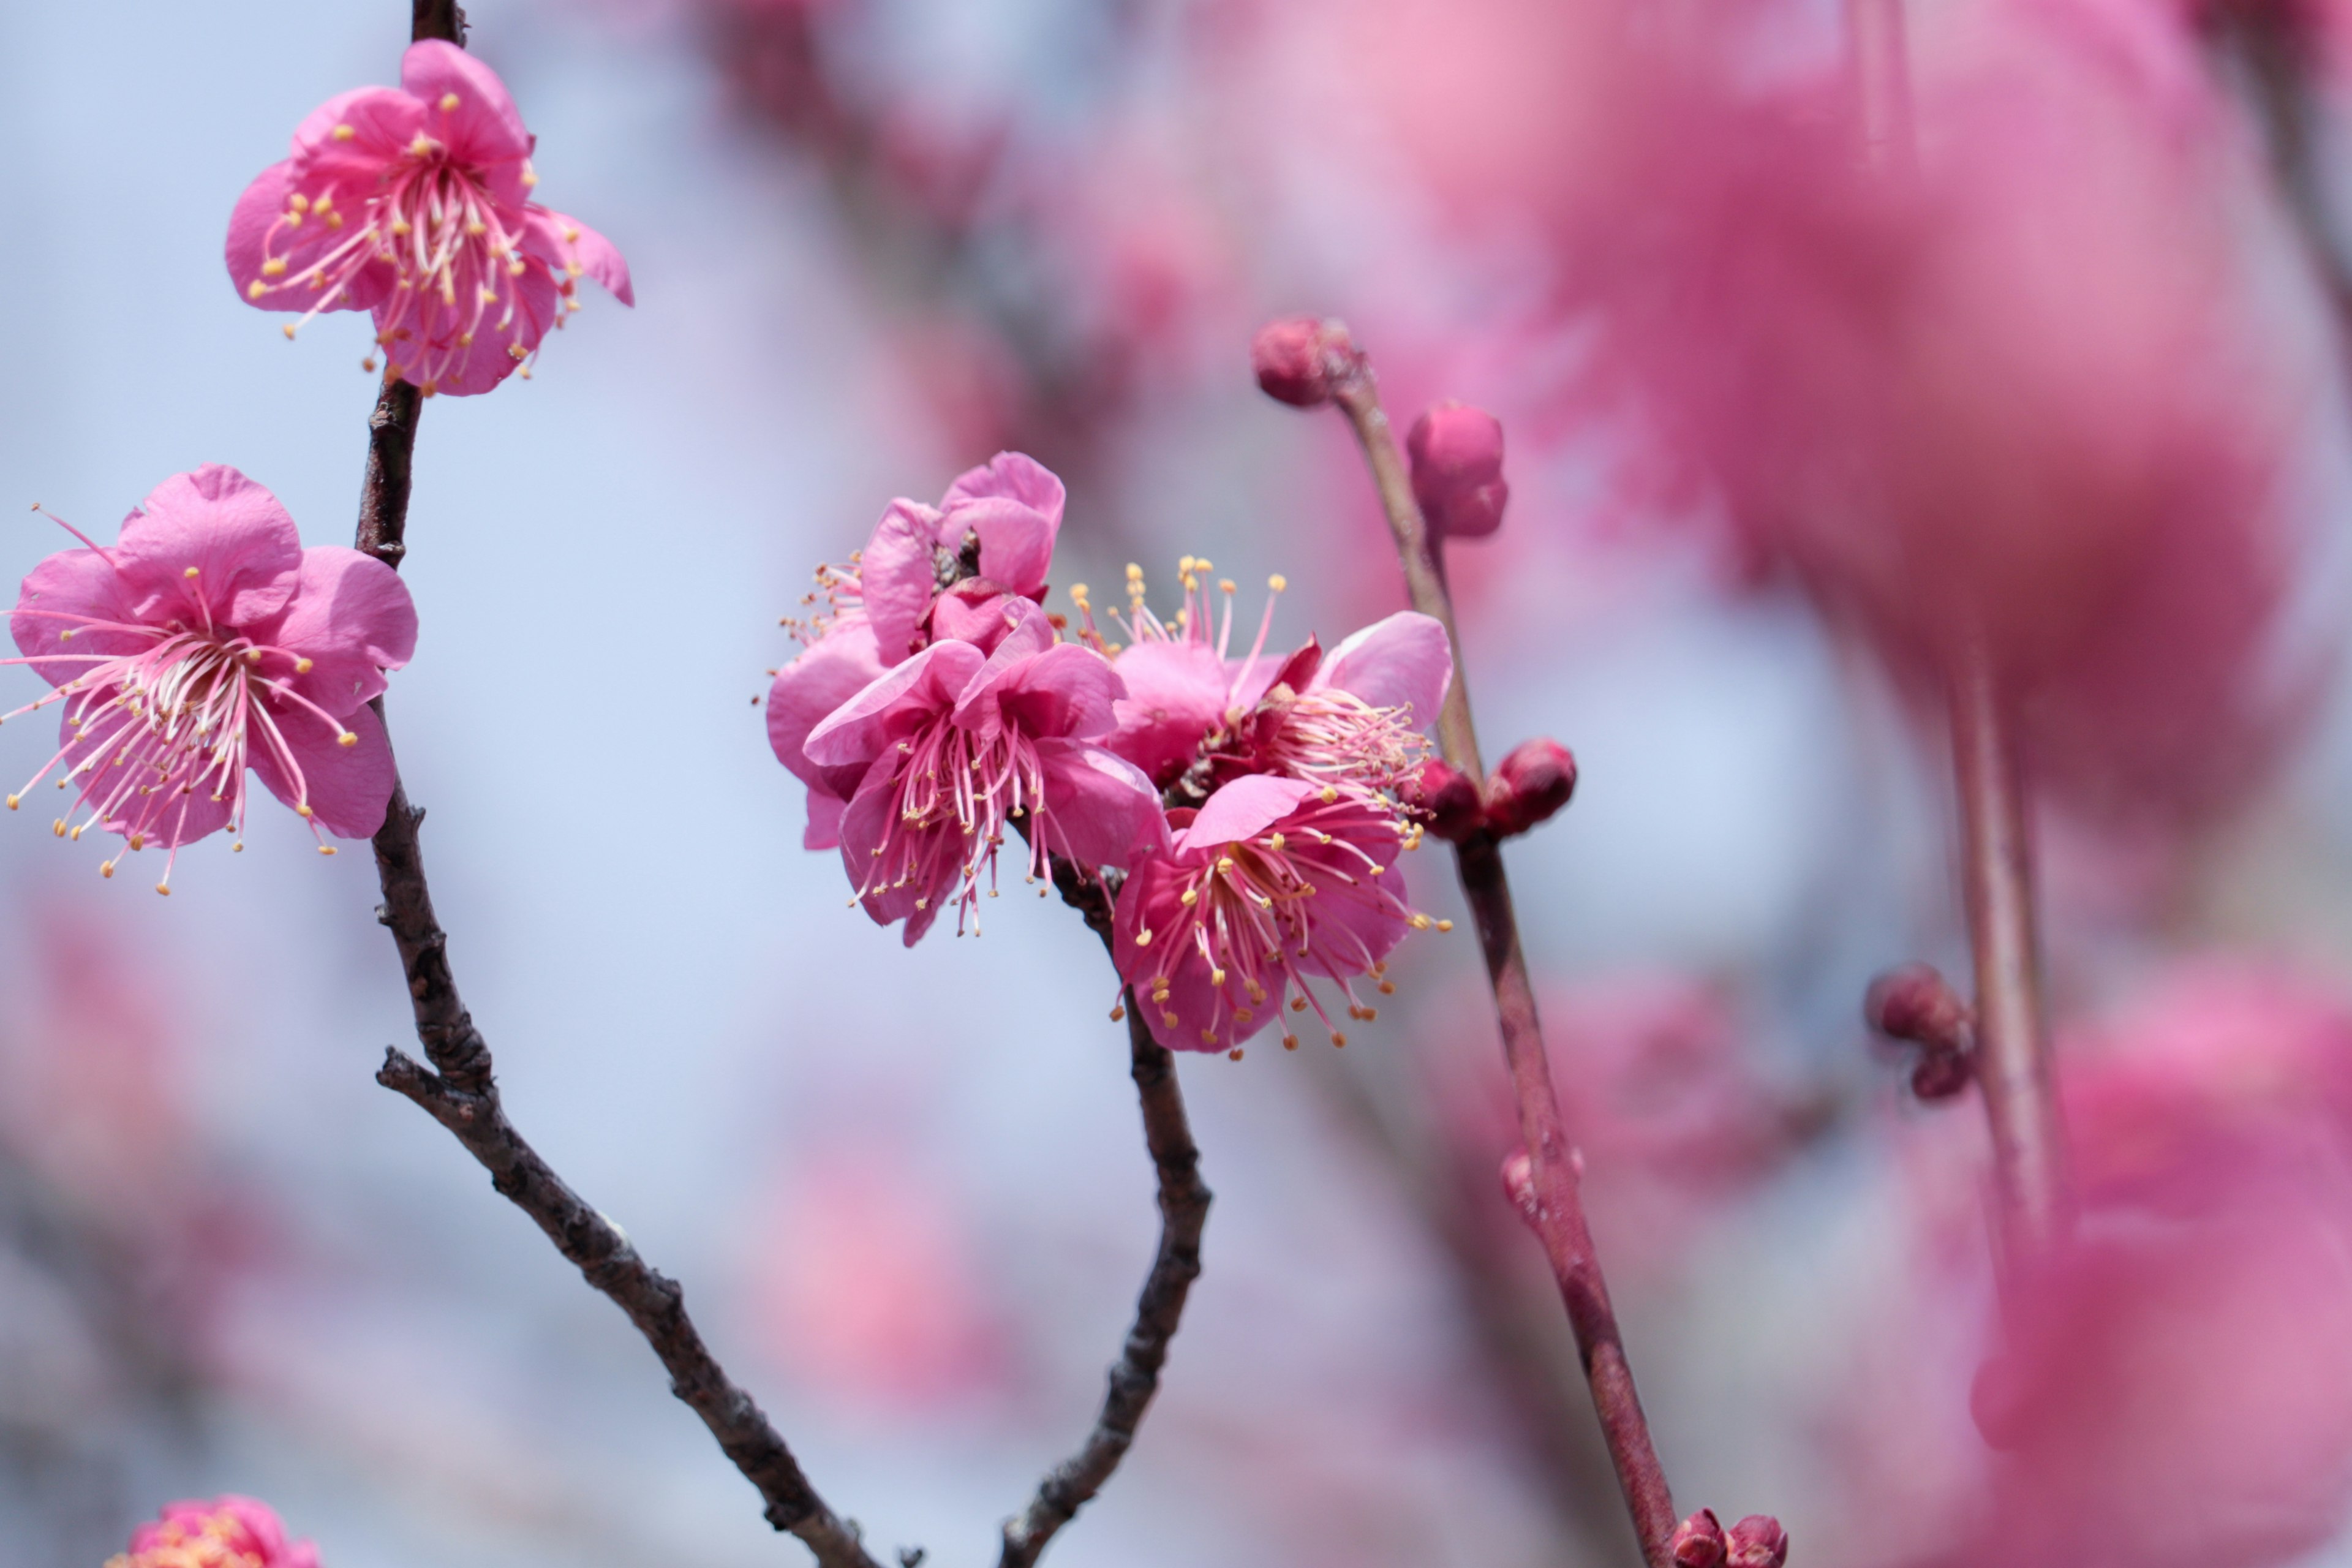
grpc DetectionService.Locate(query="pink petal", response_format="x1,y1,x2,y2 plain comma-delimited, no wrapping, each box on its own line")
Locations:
249,697,396,839
1106,639,1231,787
804,788,847,851
836,767,948,944
1037,741,1169,871
1181,774,1320,850
1294,860,1412,983
941,452,1066,529
804,639,983,767
524,207,635,306
956,498,1056,600
985,643,1127,742
115,466,303,629
290,85,423,166
249,546,418,718
767,614,886,788
377,251,559,398
12,548,146,687
946,603,1065,736
399,40,533,165
860,500,944,666
227,156,394,318
1314,611,1453,727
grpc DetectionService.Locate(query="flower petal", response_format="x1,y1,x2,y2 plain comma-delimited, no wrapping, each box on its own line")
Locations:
1038,741,1169,871
1107,639,1231,787
115,466,304,629
524,207,635,306
400,40,533,166
249,546,418,717
12,548,146,687
249,696,396,839
804,639,984,767
861,500,944,666
767,614,886,787
1181,774,1320,850
984,643,1127,742
1314,611,1453,727
941,452,1066,529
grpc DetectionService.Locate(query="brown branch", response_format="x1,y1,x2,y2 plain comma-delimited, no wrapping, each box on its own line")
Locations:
997,856,1210,1568
1947,641,2070,1268
348,16,876,1563
1319,352,1681,1568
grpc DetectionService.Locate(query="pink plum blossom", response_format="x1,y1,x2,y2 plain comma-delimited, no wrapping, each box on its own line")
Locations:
1079,561,1450,802
110,1496,320,1568
769,451,1076,851
1111,773,1430,1054
4,464,415,890
227,40,631,396
800,600,1163,944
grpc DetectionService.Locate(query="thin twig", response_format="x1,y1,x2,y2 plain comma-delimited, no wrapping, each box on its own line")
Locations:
349,12,878,1563
1947,641,2069,1267
998,857,1211,1568
1322,356,1679,1568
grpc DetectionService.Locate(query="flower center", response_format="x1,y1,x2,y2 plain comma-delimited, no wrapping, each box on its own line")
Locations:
857,713,1050,935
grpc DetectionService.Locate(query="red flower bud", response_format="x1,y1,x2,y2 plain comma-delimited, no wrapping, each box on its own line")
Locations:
1401,758,1483,841
1725,1515,1789,1568
1408,401,1510,538
1863,962,1970,1054
1909,1049,1974,1100
1251,316,1360,408
1672,1509,1728,1568
1483,738,1577,837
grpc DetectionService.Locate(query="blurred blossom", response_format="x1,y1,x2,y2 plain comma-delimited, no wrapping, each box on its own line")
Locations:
753,1145,1011,1413
1536,0,2329,832
1421,973,1812,1276
111,1496,319,1568
1830,962,2352,1568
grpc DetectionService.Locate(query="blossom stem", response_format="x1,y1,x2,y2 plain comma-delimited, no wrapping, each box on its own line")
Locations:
347,12,878,1565
1947,639,2071,1268
998,851,1211,1568
1325,355,1680,1568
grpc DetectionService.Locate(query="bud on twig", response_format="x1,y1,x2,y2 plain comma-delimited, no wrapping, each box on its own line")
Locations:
1499,1148,1539,1219
1726,1515,1789,1568
1401,758,1483,841
1483,738,1577,837
1251,316,1363,408
1864,961,1974,1101
1672,1509,1728,1568
1407,401,1510,538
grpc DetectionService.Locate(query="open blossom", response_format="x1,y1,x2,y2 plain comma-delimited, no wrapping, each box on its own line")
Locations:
768,452,1081,853
798,599,1163,944
4,465,415,891
110,1496,320,1568
1078,557,1451,801
227,40,631,396
1112,773,1430,1054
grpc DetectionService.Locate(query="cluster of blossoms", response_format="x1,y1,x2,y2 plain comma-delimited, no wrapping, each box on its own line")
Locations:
228,40,631,396
108,1497,319,1568
769,454,1456,1055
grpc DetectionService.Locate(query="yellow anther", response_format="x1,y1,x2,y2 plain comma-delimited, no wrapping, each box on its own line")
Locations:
50,820,63,837
1210,967,1227,987
1126,562,1144,579
1283,1035,1300,1050
1410,914,1431,930
1134,928,1153,947
1378,980,1396,995
409,134,435,157
390,219,413,238
1235,1008,1253,1022
522,167,540,187
261,257,288,277
1219,579,1235,594
128,833,144,850
1228,1048,1244,1061
3,794,15,810
1268,574,1287,592
1268,832,1285,852
333,124,355,140
1330,1032,1348,1048
312,193,332,213
1179,888,1198,907
1436,919,1453,932
1200,1028,1217,1043
296,804,314,819
288,192,309,213
1320,786,1338,804
1216,856,1235,875
510,260,528,276
466,220,487,237
155,883,170,897
100,861,113,879
1291,996,1308,1012
247,280,268,300
480,287,500,304
337,731,358,748
69,826,81,841
232,841,243,852
282,323,298,340
565,260,584,277
1161,1010,1180,1027
183,565,199,578
457,332,474,347
509,343,528,360
1109,1003,1126,1022
439,92,461,111
319,845,337,856
325,211,344,229
284,210,303,228
421,382,438,398
295,657,314,674
565,226,581,243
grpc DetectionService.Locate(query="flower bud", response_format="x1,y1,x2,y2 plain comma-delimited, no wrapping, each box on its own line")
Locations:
1863,962,1970,1054
1672,1509,1728,1568
1499,1148,1538,1217
1401,758,1483,840
1408,401,1510,538
1726,1515,1789,1568
1483,738,1577,837
1251,316,1359,407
